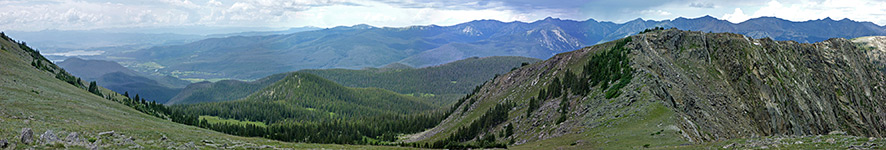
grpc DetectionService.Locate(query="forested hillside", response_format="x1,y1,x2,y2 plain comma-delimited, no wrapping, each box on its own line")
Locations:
170,72,450,144
165,73,287,105
302,56,538,95
168,56,538,105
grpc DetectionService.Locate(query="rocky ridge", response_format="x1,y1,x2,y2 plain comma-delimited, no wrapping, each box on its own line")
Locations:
412,29,886,148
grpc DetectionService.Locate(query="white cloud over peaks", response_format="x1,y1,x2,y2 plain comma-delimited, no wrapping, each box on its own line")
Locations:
722,8,751,23
721,0,886,24
2,0,883,32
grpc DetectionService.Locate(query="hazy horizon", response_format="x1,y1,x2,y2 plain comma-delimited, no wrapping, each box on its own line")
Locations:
2,0,884,35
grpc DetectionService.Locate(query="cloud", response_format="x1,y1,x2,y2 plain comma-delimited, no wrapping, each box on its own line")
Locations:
719,0,886,25
689,2,715,8
641,10,672,16
0,0,883,33
722,8,752,23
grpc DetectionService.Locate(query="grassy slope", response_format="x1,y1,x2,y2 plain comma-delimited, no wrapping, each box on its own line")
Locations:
0,36,408,149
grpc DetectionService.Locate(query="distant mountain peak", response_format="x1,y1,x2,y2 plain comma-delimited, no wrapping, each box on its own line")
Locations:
543,16,559,21
699,15,715,19
351,24,375,29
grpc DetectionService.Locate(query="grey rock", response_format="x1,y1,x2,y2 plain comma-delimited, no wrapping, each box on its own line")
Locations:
98,131,114,136
261,145,276,149
828,131,847,135
723,143,735,149
123,136,134,145
201,140,213,144
185,142,196,149
160,135,167,141
20,128,33,145
65,132,80,143
128,144,143,149
0,139,8,148
40,130,58,144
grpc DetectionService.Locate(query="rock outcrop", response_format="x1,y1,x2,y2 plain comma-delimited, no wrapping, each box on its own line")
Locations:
417,29,886,147
633,30,886,141
19,128,32,145
40,130,59,144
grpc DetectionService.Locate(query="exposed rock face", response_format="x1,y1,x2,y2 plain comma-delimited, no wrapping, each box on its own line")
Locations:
65,132,83,145
632,30,886,141
417,29,886,146
852,36,886,73
20,128,32,145
40,130,58,144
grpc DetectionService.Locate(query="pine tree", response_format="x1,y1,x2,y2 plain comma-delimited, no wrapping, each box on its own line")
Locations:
87,81,102,96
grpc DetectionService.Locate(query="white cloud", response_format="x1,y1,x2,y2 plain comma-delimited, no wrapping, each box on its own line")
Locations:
722,8,752,23
641,10,672,16
0,0,883,32
720,0,886,24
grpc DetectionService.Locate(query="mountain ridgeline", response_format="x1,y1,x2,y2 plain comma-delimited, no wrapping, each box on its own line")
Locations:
57,57,189,103
165,73,287,105
410,29,886,149
119,16,886,80
301,56,540,95
166,56,539,105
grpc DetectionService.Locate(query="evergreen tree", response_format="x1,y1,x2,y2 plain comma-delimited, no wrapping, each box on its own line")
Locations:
87,81,102,96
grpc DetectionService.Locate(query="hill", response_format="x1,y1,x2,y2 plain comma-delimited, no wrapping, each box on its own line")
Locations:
302,56,539,95
407,29,886,149
0,33,407,149
171,72,447,144
117,16,886,81
165,73,287,105
57,57,189,103
173,72,438,123
167,56,539,105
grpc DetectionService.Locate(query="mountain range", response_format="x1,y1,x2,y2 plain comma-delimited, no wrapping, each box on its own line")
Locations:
4,23,886,149
167,56,538,105
57,57,190,103
116,16,886,81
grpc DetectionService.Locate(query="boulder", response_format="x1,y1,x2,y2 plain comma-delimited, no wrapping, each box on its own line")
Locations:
65,132,82,144
0,139,8,148
98,131,114,136
20,128,33,145
40,130,59,144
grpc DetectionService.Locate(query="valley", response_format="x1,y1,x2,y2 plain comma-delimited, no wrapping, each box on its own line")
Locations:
2,13,886,150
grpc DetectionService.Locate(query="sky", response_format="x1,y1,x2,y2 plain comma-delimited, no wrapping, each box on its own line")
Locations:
1,0,884,33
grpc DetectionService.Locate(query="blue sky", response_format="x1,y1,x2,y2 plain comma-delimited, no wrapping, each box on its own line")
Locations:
1,0,884,32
